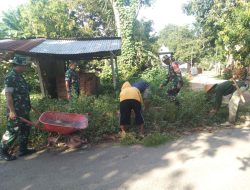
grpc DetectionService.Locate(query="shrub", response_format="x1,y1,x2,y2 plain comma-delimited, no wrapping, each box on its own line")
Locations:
177,90,208,125
119,133,139,146
145,97,177,132
140,65,166,84
31,94,119,142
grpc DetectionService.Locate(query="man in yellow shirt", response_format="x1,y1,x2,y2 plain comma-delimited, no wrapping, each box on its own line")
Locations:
119,81,144,135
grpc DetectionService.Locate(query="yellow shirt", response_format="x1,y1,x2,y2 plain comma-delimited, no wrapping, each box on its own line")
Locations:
119,81,143,104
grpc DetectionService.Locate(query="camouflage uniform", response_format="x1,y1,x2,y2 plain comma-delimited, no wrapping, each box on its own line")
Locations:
161,62,183,98
208,80,247,111
65,68,80,98
0,69,31,152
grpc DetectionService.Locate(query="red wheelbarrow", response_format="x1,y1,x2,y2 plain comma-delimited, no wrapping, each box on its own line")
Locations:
20,111,88,148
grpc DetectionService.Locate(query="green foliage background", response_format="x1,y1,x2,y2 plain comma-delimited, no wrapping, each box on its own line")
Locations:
1,0,250,147
183,0,250,67
0,66,213,145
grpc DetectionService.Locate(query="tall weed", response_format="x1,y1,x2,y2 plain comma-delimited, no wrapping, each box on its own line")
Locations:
177,90,208,125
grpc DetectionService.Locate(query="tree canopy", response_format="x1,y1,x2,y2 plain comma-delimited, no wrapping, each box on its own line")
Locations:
183,0,250,66
0,0,156,81
1,0,116,38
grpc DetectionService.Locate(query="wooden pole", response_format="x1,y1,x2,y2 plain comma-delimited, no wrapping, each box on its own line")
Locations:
34,59,46,97
114,56,119,85
110,52,117,90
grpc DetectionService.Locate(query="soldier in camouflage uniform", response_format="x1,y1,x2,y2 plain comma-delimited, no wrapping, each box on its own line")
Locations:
160,55,183,104
0,55,36,161
205,80,249,115
65,61,80,100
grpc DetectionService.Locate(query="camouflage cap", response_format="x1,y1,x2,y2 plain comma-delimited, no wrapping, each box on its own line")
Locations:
12,55,27,66
161,55,170,62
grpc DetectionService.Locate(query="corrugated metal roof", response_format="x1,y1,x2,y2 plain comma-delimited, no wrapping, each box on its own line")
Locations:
0,39,45,52
29,38,121,55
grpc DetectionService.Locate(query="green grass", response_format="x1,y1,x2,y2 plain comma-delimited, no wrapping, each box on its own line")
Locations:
119,132,176,147
142,132,175,147
119,133,140,146
1,78,249,147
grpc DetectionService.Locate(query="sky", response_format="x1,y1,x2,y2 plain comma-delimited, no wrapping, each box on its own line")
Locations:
138,0,195,32
0,0,27,13
0,0,195,33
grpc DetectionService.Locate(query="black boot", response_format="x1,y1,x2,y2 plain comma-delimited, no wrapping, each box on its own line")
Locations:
0,147,16,161
19,148,36,157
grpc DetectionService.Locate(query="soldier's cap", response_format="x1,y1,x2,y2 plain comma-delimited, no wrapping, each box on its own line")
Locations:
12,55,27,66
204,84,217,93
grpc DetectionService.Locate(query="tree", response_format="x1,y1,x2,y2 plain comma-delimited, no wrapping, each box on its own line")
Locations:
92,18,158,82
217,2,250,66
183,0,250,66
66,0,116,37
0,23,9,39
133,19,158,71
1,0,156,80
99,0,154,79
1,9,25,38
158,24,205,63
1,0,116,38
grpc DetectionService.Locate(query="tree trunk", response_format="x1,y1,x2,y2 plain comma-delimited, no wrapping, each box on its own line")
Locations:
111,0,121,36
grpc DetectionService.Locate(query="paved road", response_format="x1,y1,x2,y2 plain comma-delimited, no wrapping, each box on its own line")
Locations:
189,71,226,91
1,125,250,190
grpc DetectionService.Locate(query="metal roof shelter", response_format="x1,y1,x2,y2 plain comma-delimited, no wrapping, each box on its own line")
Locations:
0,37,121,58
0,39,45,52
29,38,121,59
0,37,121,97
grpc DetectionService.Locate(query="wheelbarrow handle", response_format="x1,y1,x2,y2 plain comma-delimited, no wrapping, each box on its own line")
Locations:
19,117,41,129
19,117,35,126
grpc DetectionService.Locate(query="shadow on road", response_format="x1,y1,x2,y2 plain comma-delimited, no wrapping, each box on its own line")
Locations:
1,127,250,190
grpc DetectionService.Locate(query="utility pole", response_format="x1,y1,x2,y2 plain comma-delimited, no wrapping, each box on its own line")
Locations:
191,46,193,66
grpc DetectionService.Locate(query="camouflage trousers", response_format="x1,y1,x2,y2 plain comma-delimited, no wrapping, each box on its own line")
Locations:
166,79,183,96
0,114,31,151
166,86,182,106
167,87,181,97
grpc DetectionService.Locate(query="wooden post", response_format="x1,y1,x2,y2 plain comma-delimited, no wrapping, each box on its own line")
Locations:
34,60,47,97
55,59,67,99
110,52,117,90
